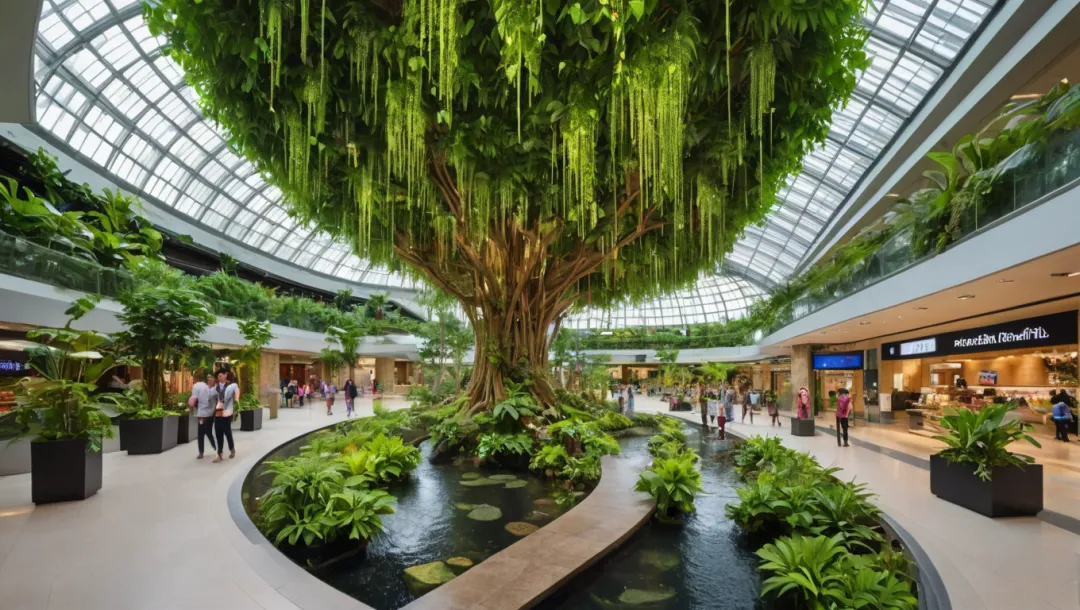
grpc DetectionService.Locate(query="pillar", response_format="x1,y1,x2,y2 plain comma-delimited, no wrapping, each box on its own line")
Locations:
259,352,281,419
790,345,813,415
375,358,396,393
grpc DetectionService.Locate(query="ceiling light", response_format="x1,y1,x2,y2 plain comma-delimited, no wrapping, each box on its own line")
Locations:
998,279,1014,284
913,306,928,311
957,294,975,300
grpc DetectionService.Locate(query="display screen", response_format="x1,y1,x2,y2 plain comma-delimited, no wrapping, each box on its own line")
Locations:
813,353,864,370
0,359,29,377
978,370,998,385
899,338,937,356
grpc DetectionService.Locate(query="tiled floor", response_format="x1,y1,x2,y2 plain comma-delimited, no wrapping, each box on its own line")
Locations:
638,396,1080,610
0,397,409,610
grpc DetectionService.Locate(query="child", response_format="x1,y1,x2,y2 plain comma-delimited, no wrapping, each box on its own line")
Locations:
326,382,336,415
768,395,781,427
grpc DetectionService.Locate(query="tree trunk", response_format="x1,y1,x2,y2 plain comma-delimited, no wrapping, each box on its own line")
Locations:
463,297,558,409
144,358,166,410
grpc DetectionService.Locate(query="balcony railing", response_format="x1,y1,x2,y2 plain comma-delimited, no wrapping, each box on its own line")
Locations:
0,230,135,297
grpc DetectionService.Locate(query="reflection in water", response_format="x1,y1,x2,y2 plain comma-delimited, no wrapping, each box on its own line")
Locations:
242,430,562,610
540,427,764,610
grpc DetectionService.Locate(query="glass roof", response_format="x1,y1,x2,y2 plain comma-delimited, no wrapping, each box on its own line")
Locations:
564,275,765,330
725,0,996,287
31,0,416,289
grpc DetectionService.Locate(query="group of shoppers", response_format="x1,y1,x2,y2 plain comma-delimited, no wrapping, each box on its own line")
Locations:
279,376,366,417
686,383,763,440
794,386,852,447
617,383,636,417
188,369,238,463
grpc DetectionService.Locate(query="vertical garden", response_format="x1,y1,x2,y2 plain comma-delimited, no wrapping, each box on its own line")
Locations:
148,0,869,410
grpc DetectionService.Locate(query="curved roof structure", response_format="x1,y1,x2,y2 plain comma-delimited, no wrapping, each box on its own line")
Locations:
32,0,415,289
26,0,996,325
724,0,996,287
563,275,765,330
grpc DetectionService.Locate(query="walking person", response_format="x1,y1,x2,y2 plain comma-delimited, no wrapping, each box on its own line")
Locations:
695,384,708,432
344,379,358,417
707,390,718,427
723,384,736,425
741,386,754,424
326,380,336,415
296,383,305,407
189,373,216,459
212,369,237,463
626,383,635,417
716,387,727,440
795,387,811,420
835,388,852,447
768,392,781,427
1053,399,1073,442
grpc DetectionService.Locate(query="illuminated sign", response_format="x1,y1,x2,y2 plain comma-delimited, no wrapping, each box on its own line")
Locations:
899,338,936,356
882,311,1077,360
812,352,863,370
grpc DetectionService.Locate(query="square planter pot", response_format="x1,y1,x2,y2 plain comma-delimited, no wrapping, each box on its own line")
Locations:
177,412,198,444
119,415,179,455
240,408,263,431
791,418,816,437
929,454,1043,517
31,438,102,504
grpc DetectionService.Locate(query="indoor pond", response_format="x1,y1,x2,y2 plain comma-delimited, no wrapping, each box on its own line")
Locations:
242,425,579,610
540,427,764,610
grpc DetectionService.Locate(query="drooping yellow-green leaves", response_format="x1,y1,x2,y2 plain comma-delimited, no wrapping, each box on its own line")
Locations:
148,0,869,310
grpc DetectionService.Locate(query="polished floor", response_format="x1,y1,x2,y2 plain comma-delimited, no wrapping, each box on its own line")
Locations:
637,396,1080,610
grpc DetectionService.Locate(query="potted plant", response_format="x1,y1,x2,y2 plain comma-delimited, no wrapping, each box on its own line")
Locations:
3,296,116,503
111,262,215,453
169,392,198,444
236,395,264,431
930,403,1043,517
234,319,273,417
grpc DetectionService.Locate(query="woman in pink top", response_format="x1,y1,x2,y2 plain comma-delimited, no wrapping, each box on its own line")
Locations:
835,388,852,447
795,387,811,420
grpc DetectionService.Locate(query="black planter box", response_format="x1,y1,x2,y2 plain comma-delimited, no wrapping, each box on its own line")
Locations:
239,408,263,431
929,454,1043,517
177,411,198,444
119,415,179,454
791,418,816,437
31,438,102,504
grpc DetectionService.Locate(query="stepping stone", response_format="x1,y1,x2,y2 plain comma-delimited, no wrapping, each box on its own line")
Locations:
504,480,527,489
466,504,502,521
504,522,539,537
403,561,456,594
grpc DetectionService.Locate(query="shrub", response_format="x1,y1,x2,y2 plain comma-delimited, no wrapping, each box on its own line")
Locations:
635,453,703,517
337,434,421,485
476,432,533,463
933,402,1041,480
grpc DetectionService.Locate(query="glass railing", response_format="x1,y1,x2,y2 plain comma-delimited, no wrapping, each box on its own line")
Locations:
767,128,1080,335
0,230,135,297
578,330,755,351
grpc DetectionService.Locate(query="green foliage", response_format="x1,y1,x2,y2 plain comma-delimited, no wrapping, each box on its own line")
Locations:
324,488,396,542
4,296,116,451
491,380,539,427
595,411,633,432
933,403,1041,481
635,453,704,518
235,395,262,412
476,432,533,463
338,433,422,485
529,443,570,473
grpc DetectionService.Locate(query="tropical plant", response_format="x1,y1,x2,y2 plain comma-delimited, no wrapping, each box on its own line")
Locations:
560,454,602,484
476,432,533,463
149,0,869,410
635,453,704,517
491,380,539,426
235,394,262,412
325,320,366,382
4,296,116,450
933,403,1041,481
756,534,848,608
235,319,274,394
529,443,570,474
338,434,422,485
113,261,215,409
323,488,396,542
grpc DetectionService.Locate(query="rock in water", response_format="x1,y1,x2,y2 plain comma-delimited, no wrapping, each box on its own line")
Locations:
640,550,680,572
488,474,518,481
403,561,457,594
534,498,555,507
446,556,473,569
524,510,550,522
460,478,503,487
466,504,502,521
504,522,539,537
460,472,482,480
618,589,676,605
504,480,527,489
454,503,474,511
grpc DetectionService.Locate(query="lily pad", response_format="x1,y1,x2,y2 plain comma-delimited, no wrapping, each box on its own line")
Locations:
618,588,676,605
403,561,456,594
446,556,473,569
504,522,539,537
488,474,518,481
466,504,502,521
460,472,482,480
454,503,474,511
640,550,680,572
461,478,504,487
504,480,528,489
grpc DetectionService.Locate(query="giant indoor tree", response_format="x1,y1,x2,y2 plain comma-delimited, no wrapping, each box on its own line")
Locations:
149,0,867,409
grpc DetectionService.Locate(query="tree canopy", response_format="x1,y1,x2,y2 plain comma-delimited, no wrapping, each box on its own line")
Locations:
149,0,868,405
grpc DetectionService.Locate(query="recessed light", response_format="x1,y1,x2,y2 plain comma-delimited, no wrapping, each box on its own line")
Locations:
957,294,975,300
998,279,1014,284
913,306,928,311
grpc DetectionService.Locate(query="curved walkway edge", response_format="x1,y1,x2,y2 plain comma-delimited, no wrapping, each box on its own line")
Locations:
402,452,656,610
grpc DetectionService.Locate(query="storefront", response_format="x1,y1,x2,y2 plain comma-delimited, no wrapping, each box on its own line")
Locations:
812,352,865,418
880,310,1079,436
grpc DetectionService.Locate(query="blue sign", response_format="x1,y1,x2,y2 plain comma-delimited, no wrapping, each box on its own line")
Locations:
813,352,863,370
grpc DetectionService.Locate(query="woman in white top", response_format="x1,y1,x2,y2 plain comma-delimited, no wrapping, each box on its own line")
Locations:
212,369,239,462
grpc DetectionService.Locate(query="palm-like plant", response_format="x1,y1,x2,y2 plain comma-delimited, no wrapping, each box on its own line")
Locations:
635,454,704,517
756,534,847,608
933,403,1041,481
324,488,396,541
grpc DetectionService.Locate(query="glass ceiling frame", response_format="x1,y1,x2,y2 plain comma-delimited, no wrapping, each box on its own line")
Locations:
724,0,996,288
31,0,416,289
